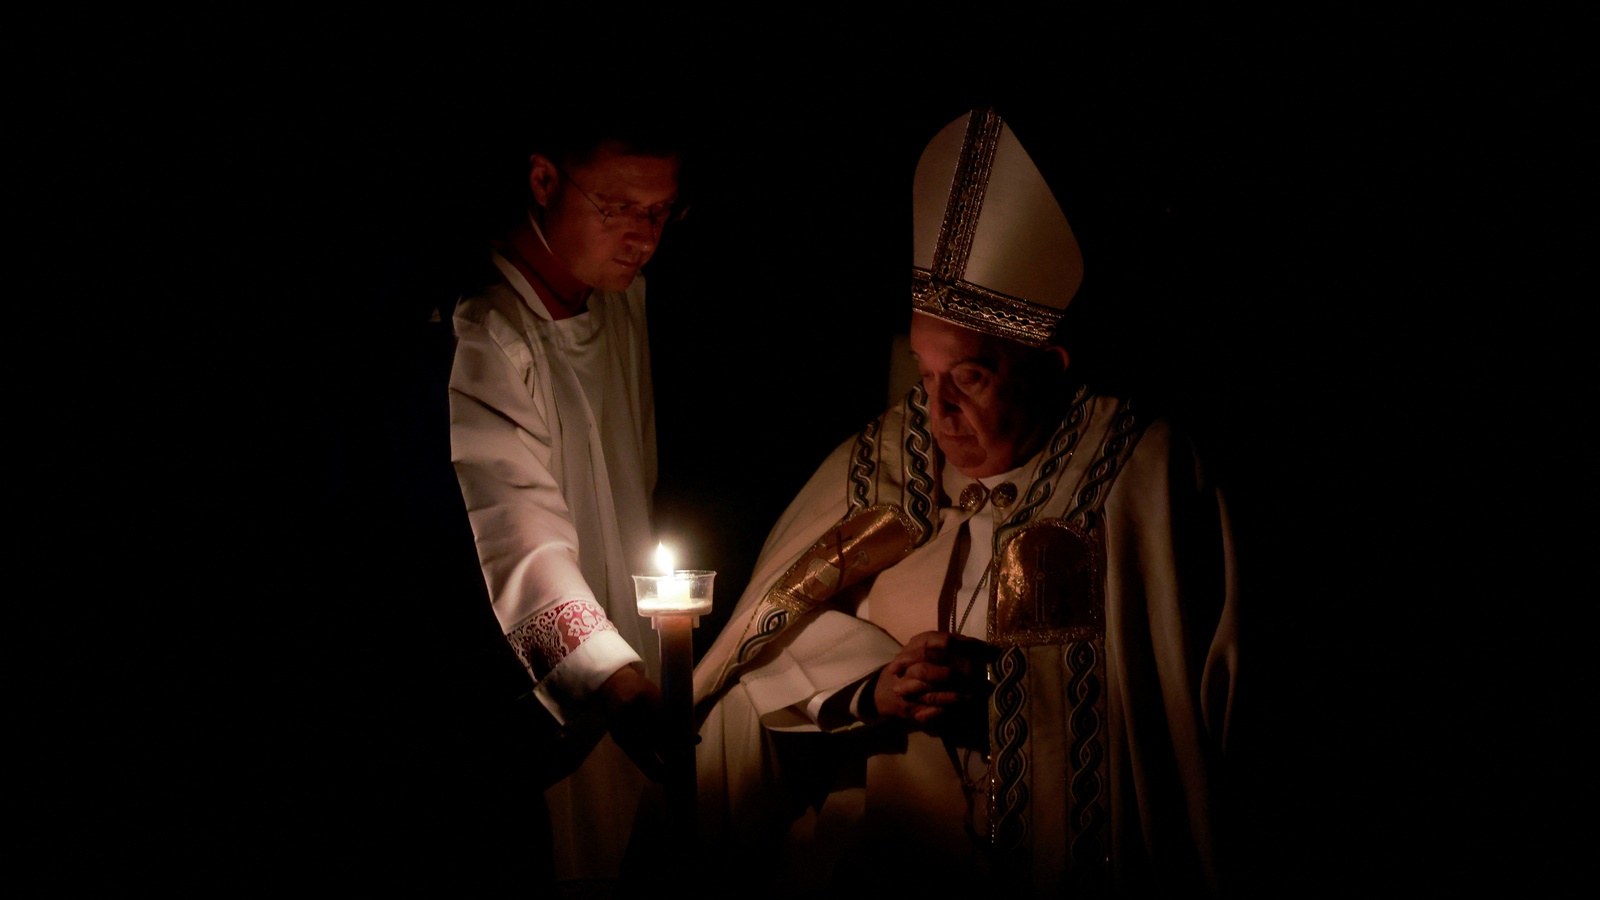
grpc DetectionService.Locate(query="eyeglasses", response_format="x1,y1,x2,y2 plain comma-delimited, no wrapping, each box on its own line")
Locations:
556,166,689,230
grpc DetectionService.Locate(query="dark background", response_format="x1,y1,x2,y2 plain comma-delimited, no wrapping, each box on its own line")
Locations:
30,6,1586,896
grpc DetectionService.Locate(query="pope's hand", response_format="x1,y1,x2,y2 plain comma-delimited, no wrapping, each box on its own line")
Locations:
872,631,997,732
599,664,668,783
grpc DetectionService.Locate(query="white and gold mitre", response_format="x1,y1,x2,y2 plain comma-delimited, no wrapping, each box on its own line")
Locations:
911,107,1083,347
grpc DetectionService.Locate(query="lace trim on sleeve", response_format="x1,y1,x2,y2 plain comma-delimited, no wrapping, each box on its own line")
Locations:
506,599,619,679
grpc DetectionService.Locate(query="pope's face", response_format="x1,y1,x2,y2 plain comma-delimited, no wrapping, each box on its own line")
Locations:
532,144,680,292
909,312,1066,479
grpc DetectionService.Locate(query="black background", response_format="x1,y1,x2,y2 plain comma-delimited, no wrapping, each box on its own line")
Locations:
26,6,1587,896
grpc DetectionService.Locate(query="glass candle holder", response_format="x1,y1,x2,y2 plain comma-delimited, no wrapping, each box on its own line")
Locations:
633,570,715,617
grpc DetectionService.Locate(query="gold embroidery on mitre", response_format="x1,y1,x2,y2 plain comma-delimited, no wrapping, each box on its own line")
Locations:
991,518,1104,646
908,107,1067,348
911,268,1061,348
767,504,923,615
926,107,1002,290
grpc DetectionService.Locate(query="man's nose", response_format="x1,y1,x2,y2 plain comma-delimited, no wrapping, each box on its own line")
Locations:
926,377,961,416
621,212,664,246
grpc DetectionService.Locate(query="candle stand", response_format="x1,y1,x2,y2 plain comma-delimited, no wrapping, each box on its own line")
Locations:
633,568,714,860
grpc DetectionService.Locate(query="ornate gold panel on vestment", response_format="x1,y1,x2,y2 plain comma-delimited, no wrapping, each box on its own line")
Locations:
991,518,1104,646
766,504,922,616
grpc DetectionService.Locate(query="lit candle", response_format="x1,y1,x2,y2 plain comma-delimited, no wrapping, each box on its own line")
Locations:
657,544,692,608
656,577,692,608
636,543,711,615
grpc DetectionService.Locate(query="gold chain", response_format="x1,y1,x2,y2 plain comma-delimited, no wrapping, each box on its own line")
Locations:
950,562,991,636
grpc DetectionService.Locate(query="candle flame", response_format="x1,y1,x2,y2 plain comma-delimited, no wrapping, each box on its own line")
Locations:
654,542,675,576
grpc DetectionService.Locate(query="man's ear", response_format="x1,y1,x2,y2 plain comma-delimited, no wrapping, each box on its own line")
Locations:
528,154,559,208
1045,344,1070,374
